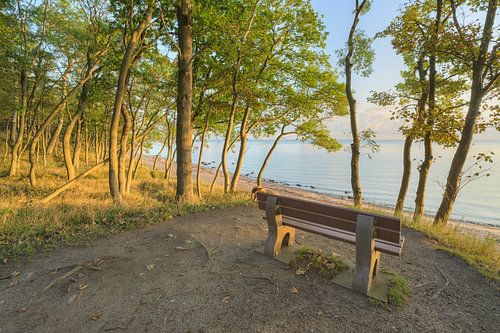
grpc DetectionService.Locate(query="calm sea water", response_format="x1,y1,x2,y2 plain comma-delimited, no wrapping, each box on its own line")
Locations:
151,139,500,226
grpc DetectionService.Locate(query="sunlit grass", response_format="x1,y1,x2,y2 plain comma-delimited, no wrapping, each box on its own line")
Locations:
0,154,252,261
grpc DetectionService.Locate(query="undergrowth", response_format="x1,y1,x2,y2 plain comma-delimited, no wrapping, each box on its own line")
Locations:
0,156,252,262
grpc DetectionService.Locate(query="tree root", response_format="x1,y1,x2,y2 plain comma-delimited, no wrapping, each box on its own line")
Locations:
431,263,449,299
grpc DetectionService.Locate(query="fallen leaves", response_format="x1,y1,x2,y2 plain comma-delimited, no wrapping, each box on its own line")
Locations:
295,268,306,276
290,286,300,294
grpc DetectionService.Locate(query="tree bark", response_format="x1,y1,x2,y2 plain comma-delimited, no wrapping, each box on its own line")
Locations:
196,111,210,197
46,112,64,156
108,3,152,204
257,127,290,186
345,0,367,208
175,0,194,203
73,119,82,171
434,0,497,224
394,136,412,216
153,135,168,172
413,0,441,223
119,104,132,193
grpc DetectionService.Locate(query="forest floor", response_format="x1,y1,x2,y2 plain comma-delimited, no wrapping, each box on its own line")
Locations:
1,204,499,332
1,155,499,332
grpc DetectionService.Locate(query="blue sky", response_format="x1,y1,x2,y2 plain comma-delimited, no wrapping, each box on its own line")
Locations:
310,0,408,139
311,0,406,102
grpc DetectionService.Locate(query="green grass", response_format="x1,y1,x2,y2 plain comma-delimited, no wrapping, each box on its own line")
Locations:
0,156,252,262
352,205,499,281
405,218,499,280
387,272,411,307
292,246,348,279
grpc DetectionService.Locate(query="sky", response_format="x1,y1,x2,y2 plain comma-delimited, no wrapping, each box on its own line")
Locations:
309,0,498,140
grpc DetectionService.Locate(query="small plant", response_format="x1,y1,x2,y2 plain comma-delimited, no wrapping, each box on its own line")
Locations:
291,246,348,280
387,273,411,307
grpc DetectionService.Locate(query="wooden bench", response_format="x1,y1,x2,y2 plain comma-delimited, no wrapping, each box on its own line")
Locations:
254,187,405,295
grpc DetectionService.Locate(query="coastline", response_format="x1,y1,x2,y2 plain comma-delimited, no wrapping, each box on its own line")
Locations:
142,155,500,240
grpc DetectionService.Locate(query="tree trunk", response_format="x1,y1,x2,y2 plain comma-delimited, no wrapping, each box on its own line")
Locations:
8,67,27,177
394,136,412,216
434,0,496,224
414,0,441,223
46,112,64,156
84,123,89,164
119,104,132,193
230,104,251,192
132,139,144,181
152,135,168,172
413,136,432,222
95,126,100,164
196,111,210,197
73,119,82,171
344,1,367,208
108,4,152,204
257,128,288,186
175,0,194,203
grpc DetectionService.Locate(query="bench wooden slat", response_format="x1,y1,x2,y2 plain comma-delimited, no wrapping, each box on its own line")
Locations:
282,216,403,256
259,200,401,244
257,192,400,232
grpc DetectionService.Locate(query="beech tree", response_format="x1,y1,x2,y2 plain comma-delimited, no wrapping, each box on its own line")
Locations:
338,0,375,208
434,0,498,224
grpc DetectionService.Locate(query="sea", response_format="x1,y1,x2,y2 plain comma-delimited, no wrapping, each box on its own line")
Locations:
151,139,500,227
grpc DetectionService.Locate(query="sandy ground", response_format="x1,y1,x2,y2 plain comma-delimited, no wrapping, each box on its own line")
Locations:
1,205,498,332
144,155,500,240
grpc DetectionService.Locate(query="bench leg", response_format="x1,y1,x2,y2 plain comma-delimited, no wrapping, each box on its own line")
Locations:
264,196,295,258
352,215,380,294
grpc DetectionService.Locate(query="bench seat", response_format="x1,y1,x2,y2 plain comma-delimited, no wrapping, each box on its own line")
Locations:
254,187,405,295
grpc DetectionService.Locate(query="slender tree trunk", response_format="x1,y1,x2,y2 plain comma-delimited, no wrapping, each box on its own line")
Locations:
108,4,152,204
175,0,194,203
132,140,144,181
344,1,367,208
257,128,289,186
84,123,89,164
73,119,82,171
413,136,433,222
46,112,64,156
153,135,168,172
41,130,47,166
230,104,251,192
8,68,27,177
119,104,132,193
95,126,100,164
394,136,412,216
196,111,210,197
413,0,441,223
434,0,496,224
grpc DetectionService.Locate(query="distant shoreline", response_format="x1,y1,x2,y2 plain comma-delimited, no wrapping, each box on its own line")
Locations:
142,155,500,240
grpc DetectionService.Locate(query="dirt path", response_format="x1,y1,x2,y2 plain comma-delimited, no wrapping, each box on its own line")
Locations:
1,205,498,332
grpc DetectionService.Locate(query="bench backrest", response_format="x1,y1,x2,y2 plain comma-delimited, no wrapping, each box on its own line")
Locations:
256,191,401,245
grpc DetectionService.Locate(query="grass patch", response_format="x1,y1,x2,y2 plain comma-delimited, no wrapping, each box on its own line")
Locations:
352,204,499,281
291,246,348,280
404,218,499,280
0,155,252,262
387,272,411,307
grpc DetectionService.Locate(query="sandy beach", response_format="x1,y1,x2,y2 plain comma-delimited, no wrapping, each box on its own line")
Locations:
142,155,500,240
